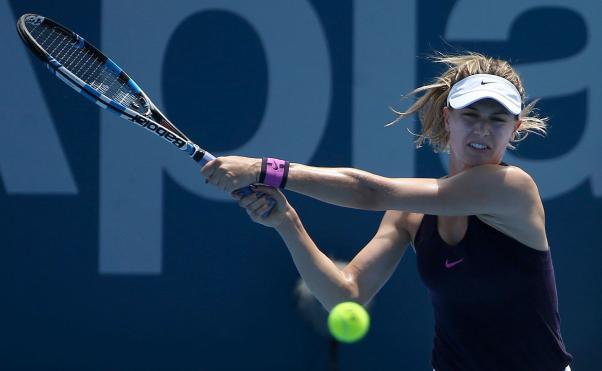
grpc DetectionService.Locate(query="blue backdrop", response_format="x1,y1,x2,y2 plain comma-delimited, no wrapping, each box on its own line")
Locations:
1,0,601,370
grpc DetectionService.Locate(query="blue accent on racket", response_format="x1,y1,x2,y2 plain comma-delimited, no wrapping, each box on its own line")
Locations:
127,79,142,94
105,58,122,75
16,13,273,214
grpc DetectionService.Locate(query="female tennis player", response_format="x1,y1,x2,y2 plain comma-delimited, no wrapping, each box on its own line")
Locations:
201,53,573,371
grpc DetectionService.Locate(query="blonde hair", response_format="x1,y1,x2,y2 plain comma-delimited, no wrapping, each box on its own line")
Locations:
390,52,548,152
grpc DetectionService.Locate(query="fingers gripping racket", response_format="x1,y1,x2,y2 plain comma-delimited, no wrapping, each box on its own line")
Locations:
17,13,260,200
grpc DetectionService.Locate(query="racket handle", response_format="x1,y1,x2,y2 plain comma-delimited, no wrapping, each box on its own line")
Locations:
234,186,273,218
198,151,216,165
236,186,254,197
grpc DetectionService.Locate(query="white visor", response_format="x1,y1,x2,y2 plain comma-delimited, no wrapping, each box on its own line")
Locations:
447,74,522,115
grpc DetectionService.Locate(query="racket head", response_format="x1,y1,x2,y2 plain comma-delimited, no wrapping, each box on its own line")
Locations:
17,14,267,205
16,13,194,150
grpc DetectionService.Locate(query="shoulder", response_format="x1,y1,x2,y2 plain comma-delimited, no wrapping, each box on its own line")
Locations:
495,165,542,209
467,164,544,216
378,210,406,233
475,166,548,250
377,210,408,241
380,210,422,227
500,165,539,191
450,164,541,209
459,163,537,190
379,210,424,245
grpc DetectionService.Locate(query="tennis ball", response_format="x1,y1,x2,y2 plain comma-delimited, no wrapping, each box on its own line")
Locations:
328,302,370,343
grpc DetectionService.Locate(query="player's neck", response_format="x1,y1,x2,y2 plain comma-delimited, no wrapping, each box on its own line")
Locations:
447,153,468,177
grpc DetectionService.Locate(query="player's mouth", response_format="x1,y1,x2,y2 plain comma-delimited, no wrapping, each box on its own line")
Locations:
467,142,490,151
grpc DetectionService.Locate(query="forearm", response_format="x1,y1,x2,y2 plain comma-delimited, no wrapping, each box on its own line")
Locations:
285,162,451,213
276,211,357,310
284,163,387,210
204,156,440,212
209,157,526,216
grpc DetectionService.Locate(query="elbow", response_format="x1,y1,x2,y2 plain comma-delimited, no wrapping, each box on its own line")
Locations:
323,275,363,312
347,169,384,211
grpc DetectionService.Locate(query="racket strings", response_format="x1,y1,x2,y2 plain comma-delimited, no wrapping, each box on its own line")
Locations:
29,23,104,82
95,70,139,109
30,22,141,110
31,23,83,70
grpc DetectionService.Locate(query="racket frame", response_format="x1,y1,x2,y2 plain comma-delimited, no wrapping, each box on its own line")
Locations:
16,13,269,206
16,13,214,165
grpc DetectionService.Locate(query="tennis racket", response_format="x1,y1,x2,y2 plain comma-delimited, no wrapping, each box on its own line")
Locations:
17,13,267,203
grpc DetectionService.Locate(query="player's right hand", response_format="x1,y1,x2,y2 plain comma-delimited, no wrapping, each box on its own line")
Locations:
232,184,295,229
201,156,260,193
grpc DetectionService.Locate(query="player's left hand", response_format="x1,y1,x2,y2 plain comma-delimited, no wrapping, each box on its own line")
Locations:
201,156,261,193
231,184,293,229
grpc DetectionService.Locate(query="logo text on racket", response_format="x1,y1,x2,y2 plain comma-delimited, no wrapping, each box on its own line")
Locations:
133,116,186,148
25,15,44,26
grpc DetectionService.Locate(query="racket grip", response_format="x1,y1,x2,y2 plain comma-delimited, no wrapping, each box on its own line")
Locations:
236,186,254,197
198,151,216,166
235,186,274,218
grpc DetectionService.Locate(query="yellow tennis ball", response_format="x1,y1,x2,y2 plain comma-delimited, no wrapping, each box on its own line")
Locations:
328,302,370,343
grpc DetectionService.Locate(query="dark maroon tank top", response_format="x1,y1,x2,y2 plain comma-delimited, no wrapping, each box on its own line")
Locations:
413,213,573,371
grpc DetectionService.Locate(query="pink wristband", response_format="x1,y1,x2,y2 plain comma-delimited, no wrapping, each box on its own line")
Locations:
260,157,289,188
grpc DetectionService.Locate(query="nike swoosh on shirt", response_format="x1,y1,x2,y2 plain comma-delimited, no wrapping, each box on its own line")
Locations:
445,258,465,269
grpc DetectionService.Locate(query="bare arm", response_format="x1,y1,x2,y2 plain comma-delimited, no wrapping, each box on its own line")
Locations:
202,157,540,217
238,185,410,310
277,210,409,310
285,163,539,217
340,210,410,305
